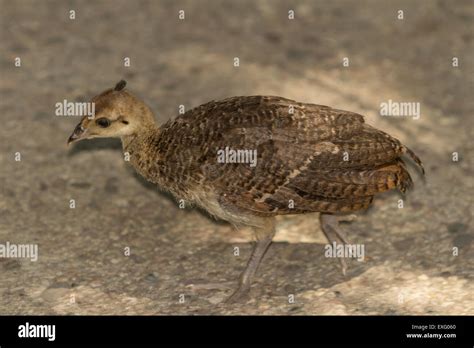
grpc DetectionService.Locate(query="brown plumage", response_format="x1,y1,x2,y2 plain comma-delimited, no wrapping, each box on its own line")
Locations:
68,80,424,302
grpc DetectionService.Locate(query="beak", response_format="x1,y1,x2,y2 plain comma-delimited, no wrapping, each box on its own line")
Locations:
67,122,87,145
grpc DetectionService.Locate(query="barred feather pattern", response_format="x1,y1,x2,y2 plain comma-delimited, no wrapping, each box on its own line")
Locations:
125,96,424,219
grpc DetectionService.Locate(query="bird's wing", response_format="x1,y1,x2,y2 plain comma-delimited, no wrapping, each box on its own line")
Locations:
161,96,419,215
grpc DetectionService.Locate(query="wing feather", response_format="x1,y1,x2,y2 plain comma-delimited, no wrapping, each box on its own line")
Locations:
157,96,422,215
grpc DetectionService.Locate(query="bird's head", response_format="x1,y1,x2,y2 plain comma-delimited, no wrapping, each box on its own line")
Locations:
67,80,155,145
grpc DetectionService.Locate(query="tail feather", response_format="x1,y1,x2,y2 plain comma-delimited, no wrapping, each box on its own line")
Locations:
403,146,425,175
373,159,413,194
394,159,414,194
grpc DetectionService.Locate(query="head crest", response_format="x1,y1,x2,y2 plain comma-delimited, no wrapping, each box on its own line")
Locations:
114,80,127,91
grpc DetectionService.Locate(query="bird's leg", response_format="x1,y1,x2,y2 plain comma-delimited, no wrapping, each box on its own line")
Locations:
319,213,357,275
226,218,276,303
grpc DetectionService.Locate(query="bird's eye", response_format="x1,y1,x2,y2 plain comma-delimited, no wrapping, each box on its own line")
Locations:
96,118,111,128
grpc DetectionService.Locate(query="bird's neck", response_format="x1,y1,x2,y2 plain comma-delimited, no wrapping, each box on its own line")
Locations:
121,124,160,153
120,125,161,181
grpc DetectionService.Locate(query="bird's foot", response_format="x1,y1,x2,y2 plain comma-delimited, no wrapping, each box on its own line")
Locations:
224,284,251,304
320,213,358,276
186,281,251,304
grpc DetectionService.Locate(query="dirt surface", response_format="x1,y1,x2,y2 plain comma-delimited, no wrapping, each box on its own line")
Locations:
0,0,473,315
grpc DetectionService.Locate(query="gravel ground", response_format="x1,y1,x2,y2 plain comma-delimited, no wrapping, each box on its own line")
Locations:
0,0,473,315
